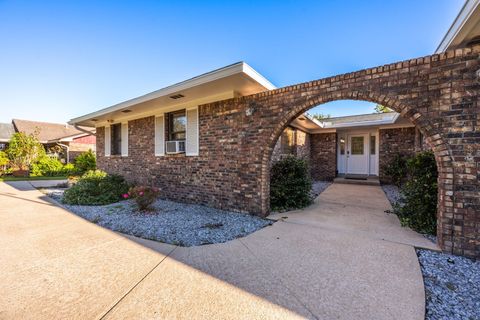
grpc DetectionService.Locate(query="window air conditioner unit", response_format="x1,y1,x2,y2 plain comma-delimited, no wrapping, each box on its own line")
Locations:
166,140,186,154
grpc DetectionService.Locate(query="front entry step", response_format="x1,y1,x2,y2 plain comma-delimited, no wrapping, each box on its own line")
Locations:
333,175,380,186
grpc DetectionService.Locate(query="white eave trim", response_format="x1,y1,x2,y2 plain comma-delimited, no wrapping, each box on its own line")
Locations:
69,62,276,125
436,0,480,53
321,113,399,129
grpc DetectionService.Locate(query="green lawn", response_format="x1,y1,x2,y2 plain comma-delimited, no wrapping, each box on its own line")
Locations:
0,176,68,182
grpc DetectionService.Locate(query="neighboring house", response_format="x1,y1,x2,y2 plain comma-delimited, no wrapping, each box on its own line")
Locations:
0,123,15,151
11,119,96,162
272,113,427,182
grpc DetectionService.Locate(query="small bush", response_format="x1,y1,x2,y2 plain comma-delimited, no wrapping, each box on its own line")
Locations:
63,170,129,205
0,151,8,176
62,163,78,176
74,150,96,172
270,156,312,211
31,156,64,176
393,151,438,235
127,186,160,211
384,154,409,187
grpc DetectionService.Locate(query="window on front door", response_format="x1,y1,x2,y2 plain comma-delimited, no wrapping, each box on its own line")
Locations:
111,123,122,155
351,136,364,155
167,110,186,141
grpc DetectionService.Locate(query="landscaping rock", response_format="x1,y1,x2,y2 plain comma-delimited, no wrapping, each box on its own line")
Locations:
42,188,272,246
417,249,480,320
381,184,401,206
310,181,331,200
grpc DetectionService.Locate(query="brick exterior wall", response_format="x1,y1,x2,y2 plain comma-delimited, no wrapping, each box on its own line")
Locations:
96,46,480,258
295,129,310,160
271,127,310,163
310,133,336,181
97,112,264,214
379,127,416,183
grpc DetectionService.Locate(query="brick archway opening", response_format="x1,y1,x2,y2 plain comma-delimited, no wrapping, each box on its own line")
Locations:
261,93,452,251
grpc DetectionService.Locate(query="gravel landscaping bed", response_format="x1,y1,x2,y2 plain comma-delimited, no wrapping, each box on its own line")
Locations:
382,185,479,319
41,188,273,246
310,181,331,200
381,184,402,206
417,249,480,320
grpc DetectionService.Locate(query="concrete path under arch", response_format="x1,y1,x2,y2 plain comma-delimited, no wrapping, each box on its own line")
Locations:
0,181,433,319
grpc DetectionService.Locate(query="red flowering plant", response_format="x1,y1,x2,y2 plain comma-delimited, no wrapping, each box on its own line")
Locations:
127,186,160,211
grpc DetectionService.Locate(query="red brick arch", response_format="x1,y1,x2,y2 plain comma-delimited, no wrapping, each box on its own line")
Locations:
260,92,454,250
235,47,480,257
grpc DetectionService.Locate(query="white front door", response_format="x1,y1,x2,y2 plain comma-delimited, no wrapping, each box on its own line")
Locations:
346,134,368,175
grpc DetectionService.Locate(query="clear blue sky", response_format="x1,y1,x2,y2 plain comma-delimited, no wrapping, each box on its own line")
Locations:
0,0,463,123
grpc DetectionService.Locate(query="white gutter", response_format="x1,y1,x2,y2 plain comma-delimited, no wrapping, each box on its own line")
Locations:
304,112,399,129
436,0,480,53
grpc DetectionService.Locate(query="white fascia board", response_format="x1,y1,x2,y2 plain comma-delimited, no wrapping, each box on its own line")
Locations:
323,118,396,129
436,0,480,53
69,62,275,125
242,63,276,90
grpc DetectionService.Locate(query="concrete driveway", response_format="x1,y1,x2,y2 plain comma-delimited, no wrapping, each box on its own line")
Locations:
0,181,436,319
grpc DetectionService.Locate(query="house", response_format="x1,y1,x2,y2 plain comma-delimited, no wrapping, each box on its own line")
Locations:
69,61,425,201
68,1,479,221
0,123,15,151
9,119,96,162
272,112,427,183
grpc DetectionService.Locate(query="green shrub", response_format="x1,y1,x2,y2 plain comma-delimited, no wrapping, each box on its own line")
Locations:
127,186,160,211
74,150,96,172
0,151,8,176
63,170,129,205
31,156,64,176
270,156,312,211
393,151,438,235
384,153,409,187
62,163,78,176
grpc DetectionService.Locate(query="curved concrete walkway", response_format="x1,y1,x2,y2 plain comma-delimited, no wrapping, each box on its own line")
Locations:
0,181,434,319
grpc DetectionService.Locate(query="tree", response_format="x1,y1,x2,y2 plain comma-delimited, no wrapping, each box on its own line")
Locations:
374,104,391,113
6,131,45,171
311,113,331,121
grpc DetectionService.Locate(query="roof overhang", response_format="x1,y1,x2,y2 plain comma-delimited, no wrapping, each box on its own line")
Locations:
436,0,480,52
69,62,276,127
321,113,400,129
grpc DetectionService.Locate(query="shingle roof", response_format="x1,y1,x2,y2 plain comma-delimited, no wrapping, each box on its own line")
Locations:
12,119,94,143
0,123,15,142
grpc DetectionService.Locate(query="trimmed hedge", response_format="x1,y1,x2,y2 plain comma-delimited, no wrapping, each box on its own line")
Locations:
393,151,438,235
63,170,129,205
74,150,96,172
31,156,66,177
270,156,312,211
